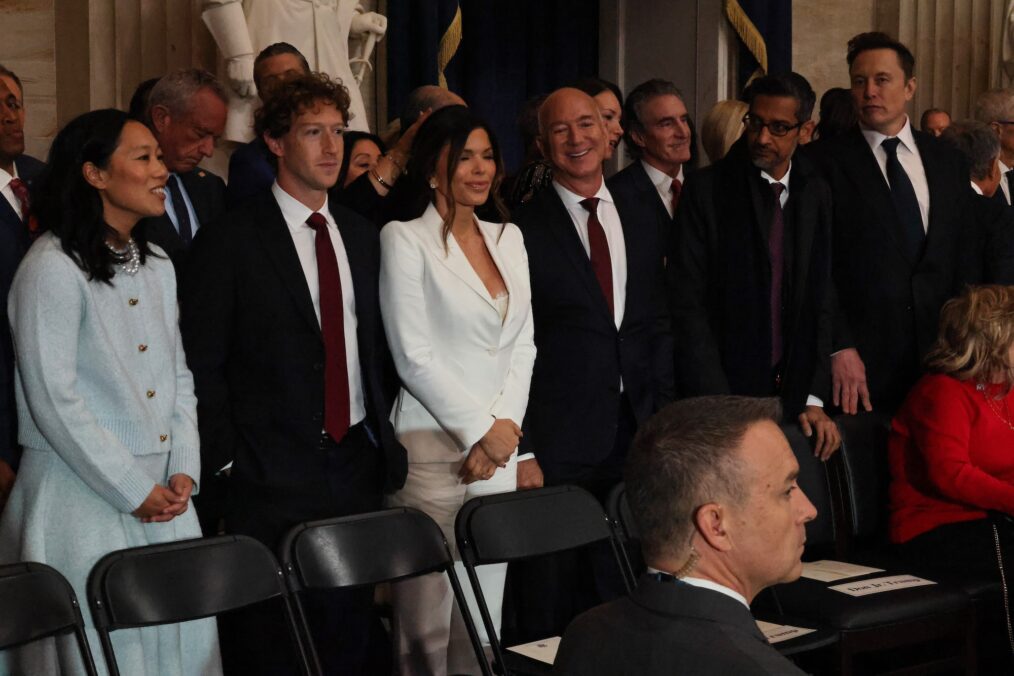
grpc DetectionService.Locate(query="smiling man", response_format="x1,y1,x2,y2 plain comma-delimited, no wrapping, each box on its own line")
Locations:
811,32,977,416
555,396,815,676
670,72,840,460
507,87,673,640
181,72,405,675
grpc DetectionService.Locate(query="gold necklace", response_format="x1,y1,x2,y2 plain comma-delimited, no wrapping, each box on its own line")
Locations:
979,383,1014,431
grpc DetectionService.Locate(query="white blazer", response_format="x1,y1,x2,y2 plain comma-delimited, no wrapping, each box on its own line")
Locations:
380,203,536,463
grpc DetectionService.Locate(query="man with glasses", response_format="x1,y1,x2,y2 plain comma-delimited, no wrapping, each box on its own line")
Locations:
670,72,840,460
811,32,976,416
974,88,1014,207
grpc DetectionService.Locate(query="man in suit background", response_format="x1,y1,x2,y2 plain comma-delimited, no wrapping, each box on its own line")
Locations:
137,68,228,270
226,42,310,208
607,79,691,263
0,66,44,511
672,72,839,459
506,86,673,641
939,120,1014,284
974,88,1014,207
812,32,976,415
181,72,405,675
919,107,950,137
555,396,814,676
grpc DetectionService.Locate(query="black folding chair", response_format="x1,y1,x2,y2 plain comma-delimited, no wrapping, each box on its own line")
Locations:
455,485,630,675
87,534,313,676
281,507,491,676
0,561,99,675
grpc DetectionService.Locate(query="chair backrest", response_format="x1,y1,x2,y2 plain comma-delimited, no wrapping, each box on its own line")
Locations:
781,423,839,553
605,482,646,582
0,562,98,675
281,507,453,589
834,411,893,545
88,535,288,630
455,485,614,565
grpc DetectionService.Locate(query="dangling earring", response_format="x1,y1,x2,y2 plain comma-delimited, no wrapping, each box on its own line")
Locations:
429,179,438,190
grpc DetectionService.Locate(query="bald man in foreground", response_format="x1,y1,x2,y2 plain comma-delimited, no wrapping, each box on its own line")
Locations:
506,87,673,641
556,396,815,675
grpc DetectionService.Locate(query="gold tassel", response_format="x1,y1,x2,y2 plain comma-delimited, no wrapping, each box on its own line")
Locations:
437,6,463,89
724,0,768,75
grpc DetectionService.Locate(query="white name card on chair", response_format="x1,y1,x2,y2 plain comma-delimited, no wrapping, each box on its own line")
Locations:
755,620,817,644
507,636,561,665
800,560,884,582
829,574,936,597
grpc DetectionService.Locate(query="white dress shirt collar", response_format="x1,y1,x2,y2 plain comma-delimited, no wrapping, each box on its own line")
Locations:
645,567,750,609
860,115,917,155
971,181,984,196
0,162,22,220
273,182,332,231
552,177,612,208
641,160,684,218
760,163,792,207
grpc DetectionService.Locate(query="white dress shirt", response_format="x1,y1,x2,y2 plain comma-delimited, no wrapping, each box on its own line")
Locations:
163,173,203,237
273,182,365,426
860,117,930,232
999,160,1012,205
642,160,685,219
553,179,627,329
646,567,750,609
971,181,984,196
0,163,23,221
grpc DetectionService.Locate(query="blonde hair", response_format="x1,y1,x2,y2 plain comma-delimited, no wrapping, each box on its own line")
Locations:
925,285,1014,385
701,100,748,163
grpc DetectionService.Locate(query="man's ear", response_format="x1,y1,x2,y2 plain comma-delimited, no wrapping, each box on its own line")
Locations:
149,104,171,135
263,132,284,161
693,502,733,553
799,119,816,145
629,128,647,150
535,136,546,159
81,161,107,190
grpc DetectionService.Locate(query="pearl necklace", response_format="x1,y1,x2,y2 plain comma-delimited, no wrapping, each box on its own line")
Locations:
978,382,1014,431
105,238,140,276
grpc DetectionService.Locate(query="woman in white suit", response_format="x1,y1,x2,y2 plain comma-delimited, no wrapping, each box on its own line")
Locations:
380,105,535,675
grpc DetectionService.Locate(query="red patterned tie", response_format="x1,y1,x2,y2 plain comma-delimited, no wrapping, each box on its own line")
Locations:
670,178,682,218
579,197,614,316
306,212,350,442
8,178,29,223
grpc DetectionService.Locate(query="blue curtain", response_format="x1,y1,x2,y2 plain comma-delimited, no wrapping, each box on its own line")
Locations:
735,0,792,93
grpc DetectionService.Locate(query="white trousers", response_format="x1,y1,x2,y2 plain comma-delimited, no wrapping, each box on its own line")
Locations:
388,454,517,676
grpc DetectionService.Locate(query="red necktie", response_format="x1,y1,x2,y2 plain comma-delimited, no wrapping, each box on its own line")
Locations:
670,178,682,219
769,183,785,367
306,212,350,442
579,197,614,316
8,177,29,223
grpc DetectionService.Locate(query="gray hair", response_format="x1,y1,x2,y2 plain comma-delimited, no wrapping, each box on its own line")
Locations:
622,78,685,158
624,396,782,563
974,88,1014,125
148,69,227,120
941,119,1001,181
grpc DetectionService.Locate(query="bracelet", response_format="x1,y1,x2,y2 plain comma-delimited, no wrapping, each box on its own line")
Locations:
385,152,407,173
370,167,392,189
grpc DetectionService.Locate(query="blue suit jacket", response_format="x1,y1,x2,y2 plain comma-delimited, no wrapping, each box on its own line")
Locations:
1,154,45,468
226,138,275,210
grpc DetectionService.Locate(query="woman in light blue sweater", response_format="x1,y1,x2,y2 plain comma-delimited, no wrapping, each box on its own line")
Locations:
0,110,221,675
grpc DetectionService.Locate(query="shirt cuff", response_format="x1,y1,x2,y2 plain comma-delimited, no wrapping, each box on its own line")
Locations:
517,452,535,462
805,395,824,408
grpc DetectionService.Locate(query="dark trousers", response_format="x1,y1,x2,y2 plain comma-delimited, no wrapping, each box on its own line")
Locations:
502,395,636,646
218,423,388,676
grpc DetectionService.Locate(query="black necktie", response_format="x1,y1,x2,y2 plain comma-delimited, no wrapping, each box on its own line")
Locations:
167,174,194,245
881,137,925,261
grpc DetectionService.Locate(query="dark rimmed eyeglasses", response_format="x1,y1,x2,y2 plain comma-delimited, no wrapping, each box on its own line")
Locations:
742,114,802,138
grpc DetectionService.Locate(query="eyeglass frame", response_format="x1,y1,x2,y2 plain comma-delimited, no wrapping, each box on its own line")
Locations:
741,113,804,138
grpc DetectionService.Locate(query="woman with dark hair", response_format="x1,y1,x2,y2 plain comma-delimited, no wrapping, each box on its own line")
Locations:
335,130,387,190
814,87,858,141
0,109,220,674
380,105,535,675
574,77,624,159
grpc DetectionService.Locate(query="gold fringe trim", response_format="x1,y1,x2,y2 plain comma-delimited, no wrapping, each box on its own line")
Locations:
724,0,768,74
437,5,463,89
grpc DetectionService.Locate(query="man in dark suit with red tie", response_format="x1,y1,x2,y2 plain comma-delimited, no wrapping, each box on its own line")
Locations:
181,73,406,675
811,32,977,416
507,87,673,642
671,72,840,459
0,66,43,510
607,79,692,265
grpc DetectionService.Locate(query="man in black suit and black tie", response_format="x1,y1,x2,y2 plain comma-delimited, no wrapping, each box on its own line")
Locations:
607,79,692,264
0,66,43,510
974,87,1014,208
138,69,228,270
555,396,814,676
181,72,406,675
507,86,673,641
671,72,840,459
811,32,976,415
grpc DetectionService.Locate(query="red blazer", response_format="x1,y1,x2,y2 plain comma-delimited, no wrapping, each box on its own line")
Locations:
889,373,1014,543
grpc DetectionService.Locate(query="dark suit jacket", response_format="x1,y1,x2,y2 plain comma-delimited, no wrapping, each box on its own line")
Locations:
138,168,225,272
554,575,807,676
0,154,44,468
180,192,406,532
513,184,673,482
226,138,275,210
607,160,673,262
811,127,975,412
966,189,1014,285
671,143,832,416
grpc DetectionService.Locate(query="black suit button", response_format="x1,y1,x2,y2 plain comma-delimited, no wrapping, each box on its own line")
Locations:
906,305,913,311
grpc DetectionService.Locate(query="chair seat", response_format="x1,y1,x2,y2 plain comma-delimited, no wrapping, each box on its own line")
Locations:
502,650,553,675
772,575,971,631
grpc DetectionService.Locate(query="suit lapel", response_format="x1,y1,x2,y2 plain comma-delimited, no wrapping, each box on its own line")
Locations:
418,204,499,313
477,218,517,326
915,134,949,265
256,198,322,338
632,161,671,223
0,197,20,231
